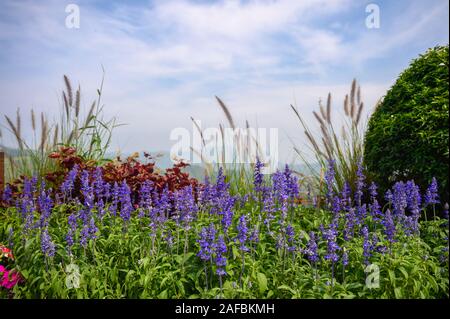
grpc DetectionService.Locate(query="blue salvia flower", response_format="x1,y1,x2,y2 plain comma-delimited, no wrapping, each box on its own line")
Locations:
109,182,120,217
31,176,38,193
254,157,264,194
322,224,340,263
342,249,349,267
158,185,172,221
405,181,421,234
41,228,55,258
92,167,105,201
197,224,216,262
215,235,227,276
382,209,396,243
78,207,90,225
405,181,421,211
371,233,387,254
357,204,367,224
286,224,296,252
237,214,249,252
221,206,234,234
369,182,378,200
369,197,382,223
215,167,229,198
208,169,231,216
325,159,336,207
119,180,132,223
176,186,197,231
272,170,289,221
238,194,249,207
198,176,211,207
138,180,153,218
392,182,407,217
305,231,319,264
80,170,94,211
343,208,356,241
263,190,275,214
355,159,365,208
37,183,53,228
20,188,35,236
368,182,382,220
284,164,299,200
385,189,393,204
60,164,78,199
424,177,439,206
97,199,106,220
275,233,285,251
340,182,352,211
23,176,36,199
361,226,371,265
2,184,13,204
88,217,98,240
164,229,174,249
443,203,449,220
250,225,260,244
103,182,111,201
331,196,341,223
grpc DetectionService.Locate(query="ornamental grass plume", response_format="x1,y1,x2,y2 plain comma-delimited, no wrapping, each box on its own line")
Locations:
290,79,367,203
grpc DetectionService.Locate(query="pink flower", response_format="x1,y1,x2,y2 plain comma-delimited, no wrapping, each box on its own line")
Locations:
0,265,21,289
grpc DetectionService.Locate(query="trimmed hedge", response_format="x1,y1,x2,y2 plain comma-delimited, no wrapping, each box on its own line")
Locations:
364,45,449,202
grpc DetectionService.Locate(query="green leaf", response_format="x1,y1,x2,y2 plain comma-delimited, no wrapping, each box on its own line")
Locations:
158,289,168,299
388,270,396,286
256,272,268,294
394,287,403,299
277,285,295,295
398,267,408,281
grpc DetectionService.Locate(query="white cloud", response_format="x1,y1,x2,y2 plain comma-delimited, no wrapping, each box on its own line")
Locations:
0,0,448,163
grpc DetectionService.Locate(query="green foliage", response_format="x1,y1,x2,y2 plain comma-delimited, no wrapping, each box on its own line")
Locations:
0,202,447,299
364,45,449,201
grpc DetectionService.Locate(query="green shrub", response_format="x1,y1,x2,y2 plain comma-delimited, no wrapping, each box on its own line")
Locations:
364,45,449,202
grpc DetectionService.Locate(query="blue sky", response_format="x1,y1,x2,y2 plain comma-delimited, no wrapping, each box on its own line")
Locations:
0,0,448,163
